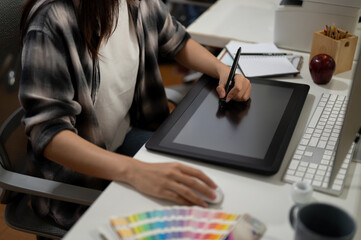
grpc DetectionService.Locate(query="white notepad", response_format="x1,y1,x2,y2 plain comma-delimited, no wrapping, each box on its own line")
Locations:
223,41,300,78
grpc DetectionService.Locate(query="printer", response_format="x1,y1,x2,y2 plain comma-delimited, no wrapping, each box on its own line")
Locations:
274,0,361,53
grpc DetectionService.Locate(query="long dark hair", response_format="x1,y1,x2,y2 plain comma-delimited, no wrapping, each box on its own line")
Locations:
20,0,126,59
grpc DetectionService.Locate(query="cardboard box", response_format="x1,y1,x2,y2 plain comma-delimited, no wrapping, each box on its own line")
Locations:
310,30,358,74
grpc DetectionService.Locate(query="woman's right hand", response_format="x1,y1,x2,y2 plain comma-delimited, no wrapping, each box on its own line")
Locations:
43,130,217,207
125,160,218,207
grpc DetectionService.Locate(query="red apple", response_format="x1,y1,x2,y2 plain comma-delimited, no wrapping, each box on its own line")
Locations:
309,54,336,84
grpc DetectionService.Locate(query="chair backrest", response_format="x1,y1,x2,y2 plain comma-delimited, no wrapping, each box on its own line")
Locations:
0,0,24,76
0,107,27,204
0,0,28,203
0,0,26,125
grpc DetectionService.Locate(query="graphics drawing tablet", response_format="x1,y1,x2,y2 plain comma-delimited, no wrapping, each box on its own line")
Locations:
146,75,309,175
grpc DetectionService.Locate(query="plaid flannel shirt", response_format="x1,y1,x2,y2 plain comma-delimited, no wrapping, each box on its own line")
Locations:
19,0,190,229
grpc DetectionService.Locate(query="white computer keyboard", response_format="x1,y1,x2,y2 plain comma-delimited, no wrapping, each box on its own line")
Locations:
283,93,355,196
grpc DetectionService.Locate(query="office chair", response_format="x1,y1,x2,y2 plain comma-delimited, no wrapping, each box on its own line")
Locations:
0,107,102,239
1,2,101,239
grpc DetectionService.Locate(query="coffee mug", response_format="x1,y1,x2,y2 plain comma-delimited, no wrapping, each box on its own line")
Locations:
289,203,356,240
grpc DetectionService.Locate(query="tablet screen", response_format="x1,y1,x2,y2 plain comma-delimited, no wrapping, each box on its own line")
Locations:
146,75,309,175
173,83,293,159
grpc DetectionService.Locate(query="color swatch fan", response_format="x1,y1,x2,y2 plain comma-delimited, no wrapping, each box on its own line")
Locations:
109,206,242,240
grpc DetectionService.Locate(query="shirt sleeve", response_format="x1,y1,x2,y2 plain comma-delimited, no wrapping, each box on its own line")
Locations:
156,0,191,58
19,29,82,159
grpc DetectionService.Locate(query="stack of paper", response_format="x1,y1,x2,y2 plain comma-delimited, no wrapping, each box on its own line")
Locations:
223,41,300,78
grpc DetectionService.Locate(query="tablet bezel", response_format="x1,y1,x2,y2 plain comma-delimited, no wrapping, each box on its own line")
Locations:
146,75,309,175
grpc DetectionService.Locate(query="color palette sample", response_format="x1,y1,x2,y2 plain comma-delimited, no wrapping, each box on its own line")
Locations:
109,206,241,240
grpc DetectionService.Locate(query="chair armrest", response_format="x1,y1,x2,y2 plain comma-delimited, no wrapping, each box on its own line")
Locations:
0,166,101,206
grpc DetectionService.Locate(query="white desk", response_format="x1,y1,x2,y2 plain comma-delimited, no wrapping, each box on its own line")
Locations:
187,0,279,48
63,48,361,239
187,0,361,59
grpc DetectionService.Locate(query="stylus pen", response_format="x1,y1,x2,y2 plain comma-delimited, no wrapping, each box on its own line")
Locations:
220,47,242,106
240,52,292,56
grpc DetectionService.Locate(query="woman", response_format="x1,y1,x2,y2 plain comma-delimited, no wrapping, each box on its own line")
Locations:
19,0,252,229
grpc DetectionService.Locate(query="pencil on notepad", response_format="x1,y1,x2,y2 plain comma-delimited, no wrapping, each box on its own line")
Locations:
239,52,293,56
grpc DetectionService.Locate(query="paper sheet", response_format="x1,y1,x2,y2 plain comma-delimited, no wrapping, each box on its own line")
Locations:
224,41,300,78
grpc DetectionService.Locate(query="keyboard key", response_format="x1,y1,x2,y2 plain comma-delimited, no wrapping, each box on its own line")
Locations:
305,173,314,179
300,162,309,167
288,160,299,169
307,168,316,175
300,139,309,145
297,145,306,151
318,165,328,171
298,166,307,172
309,163,318,169
284,175,302,182
321,160,330,165
304,151,313,157
317,141,327,148
309,137,319,147
332,185,342,191
312,180,322,187
306,128,313,134
308,107,323,128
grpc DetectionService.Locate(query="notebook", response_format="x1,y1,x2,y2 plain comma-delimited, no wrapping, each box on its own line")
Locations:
222,41,301,78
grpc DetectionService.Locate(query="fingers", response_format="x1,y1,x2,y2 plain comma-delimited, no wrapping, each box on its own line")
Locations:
131,161,216,208
164,180,209,207
160,188,193,206
174,171,216,203
218,74,252,102
216,85,226,99
226,75,252,102
178,164,217,189
164,163,216,205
